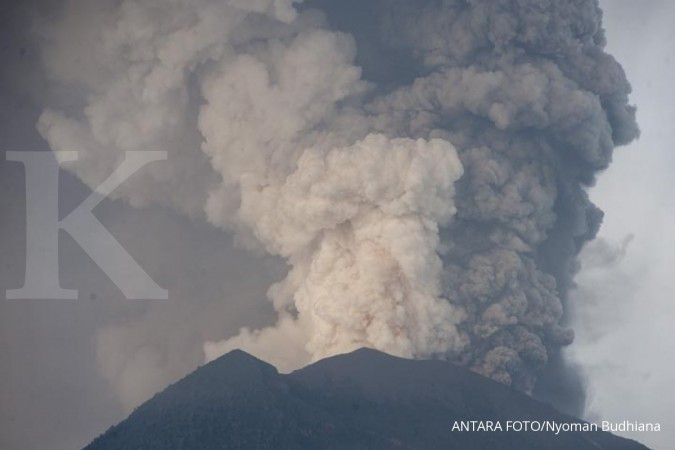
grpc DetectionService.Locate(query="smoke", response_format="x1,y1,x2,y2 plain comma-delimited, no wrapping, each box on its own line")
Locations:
204,133,467,367
35,0,637,412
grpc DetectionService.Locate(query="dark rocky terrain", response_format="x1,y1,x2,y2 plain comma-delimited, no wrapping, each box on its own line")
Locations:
84,349,649,449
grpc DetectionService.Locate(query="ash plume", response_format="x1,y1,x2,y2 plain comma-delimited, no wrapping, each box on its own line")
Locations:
35,0,637,411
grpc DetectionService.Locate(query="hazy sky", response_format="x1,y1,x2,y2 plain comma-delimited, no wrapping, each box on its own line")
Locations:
569,1,675,448
1,1,674,449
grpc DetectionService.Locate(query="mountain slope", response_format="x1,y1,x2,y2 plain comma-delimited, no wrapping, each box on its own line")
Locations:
85,349,649,450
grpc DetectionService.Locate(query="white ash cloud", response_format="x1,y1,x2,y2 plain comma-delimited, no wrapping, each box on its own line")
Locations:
205,134,466,366
36,0,638,413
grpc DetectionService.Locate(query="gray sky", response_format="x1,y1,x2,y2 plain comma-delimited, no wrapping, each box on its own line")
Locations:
1,1,674,449
569,1,675,448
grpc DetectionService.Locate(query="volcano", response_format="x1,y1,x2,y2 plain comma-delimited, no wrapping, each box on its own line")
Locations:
84,349,648,450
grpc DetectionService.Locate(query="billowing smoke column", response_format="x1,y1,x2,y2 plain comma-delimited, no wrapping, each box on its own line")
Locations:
37,0,637,405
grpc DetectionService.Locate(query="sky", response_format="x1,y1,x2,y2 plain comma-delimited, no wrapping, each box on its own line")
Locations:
568,1,675,448
0,1,674,449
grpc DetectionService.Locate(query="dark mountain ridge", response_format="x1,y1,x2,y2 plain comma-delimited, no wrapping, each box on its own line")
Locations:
85,349,649,449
